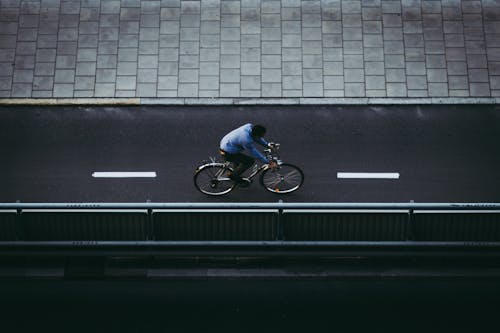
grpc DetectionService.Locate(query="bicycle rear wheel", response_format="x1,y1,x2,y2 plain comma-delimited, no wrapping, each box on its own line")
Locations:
260,163,304,194
194,164,235,196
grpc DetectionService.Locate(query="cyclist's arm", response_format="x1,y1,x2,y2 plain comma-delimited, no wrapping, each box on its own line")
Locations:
254,136,270,148
244,142,269,164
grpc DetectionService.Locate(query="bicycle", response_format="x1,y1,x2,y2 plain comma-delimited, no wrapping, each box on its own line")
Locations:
194,143,304,196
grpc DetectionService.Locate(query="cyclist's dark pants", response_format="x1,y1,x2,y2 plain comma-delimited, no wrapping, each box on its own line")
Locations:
223,152,254,178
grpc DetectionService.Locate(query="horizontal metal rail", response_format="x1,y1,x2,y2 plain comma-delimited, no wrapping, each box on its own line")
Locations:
1,202,500,210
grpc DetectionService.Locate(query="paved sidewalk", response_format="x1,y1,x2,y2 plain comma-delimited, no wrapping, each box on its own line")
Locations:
0,0,499,100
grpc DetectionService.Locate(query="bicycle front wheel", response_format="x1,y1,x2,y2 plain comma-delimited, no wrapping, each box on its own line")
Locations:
194,164,235,196
260,163,304,194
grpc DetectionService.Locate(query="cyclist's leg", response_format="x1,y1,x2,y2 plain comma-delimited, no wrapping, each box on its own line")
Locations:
225,153,254,181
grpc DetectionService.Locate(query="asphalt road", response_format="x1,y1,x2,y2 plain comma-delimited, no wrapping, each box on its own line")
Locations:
1,104,499,203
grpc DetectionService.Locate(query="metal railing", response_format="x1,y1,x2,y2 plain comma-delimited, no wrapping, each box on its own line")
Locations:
1,202,500,257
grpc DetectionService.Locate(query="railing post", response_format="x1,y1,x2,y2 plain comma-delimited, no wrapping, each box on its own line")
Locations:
276,200,284,241
146,200,154,241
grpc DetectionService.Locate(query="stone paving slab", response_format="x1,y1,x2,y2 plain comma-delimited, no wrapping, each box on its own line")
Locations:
0,0,500,100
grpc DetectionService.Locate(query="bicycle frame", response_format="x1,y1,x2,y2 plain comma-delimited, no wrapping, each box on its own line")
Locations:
216,145,282,181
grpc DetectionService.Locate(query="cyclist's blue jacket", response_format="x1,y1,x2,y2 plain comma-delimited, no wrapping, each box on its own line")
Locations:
220,123,270,163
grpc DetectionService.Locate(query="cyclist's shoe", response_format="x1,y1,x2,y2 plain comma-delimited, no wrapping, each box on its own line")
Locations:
230,175,251,187
237,178,251,188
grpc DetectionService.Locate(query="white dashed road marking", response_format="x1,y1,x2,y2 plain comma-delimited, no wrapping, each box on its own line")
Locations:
337,172,400,179
92,172,157,178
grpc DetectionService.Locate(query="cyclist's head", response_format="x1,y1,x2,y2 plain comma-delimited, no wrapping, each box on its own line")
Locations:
251,124,266,138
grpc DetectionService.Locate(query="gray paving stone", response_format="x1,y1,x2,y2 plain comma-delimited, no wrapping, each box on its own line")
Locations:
221,55,240,68
136,83,157,96
138,68,158,82
405,48,425,61
31,90,52,97
385,54,405,68
15,55,35,69
36,49,56,62
426,55,446,68
283,21,301,34
96,68,116,83
35,62,55,76
364,61,385,75
262,68,281,82
54,69,75,83
198,76,218,90
142,14,161,28
407,75,428,90
490,76,500,90
241,48,261,61
220,83,240,97
139,55,159,68
386,82,407,96
406,62,426,75
365,75,385,89
117,62,137,75
140,27,160,41
98,41,119,55
303,68,323,82
77,48,97,62
344,68,364,82
282,48,302,61
0,63,14,76
159,61,179,75
53,83,74,97
179,68,198,82
261,1,280,14
323,62,344,76
470,82,491,96
241,62,260,76
344,54,363,68
159,48,178,61
364,47,384,61
99,27,119,41
76,62,96,76
13,69,33,83
428,82,449,97
178,83,198,97
448,76,469,90
427,68,448,82
221,27,240,41
323,48,343,61
343,41,363,54
344,82,365,97
283,62,302,75
74,76,95,91
467,54,488,68
257,82,281,96
447,61,467,75
262,55,281,68
386,68,406,82
241,76,261,90
281,8,301,21
94,83,115,97
324,76,344,90
79,35,99,48
221,41,240,55
141,1,161,14
220,69,240,83
200,48,220,62
199,62,219,76
10,83,32,97
160,35,180,48
0,77,12,91
469,68,490,82
116,76,137,90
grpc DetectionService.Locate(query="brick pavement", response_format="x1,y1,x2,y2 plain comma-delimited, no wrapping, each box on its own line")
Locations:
0,0,499,100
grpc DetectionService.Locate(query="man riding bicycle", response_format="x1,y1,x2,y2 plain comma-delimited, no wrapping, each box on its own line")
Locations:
220,123,278,186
